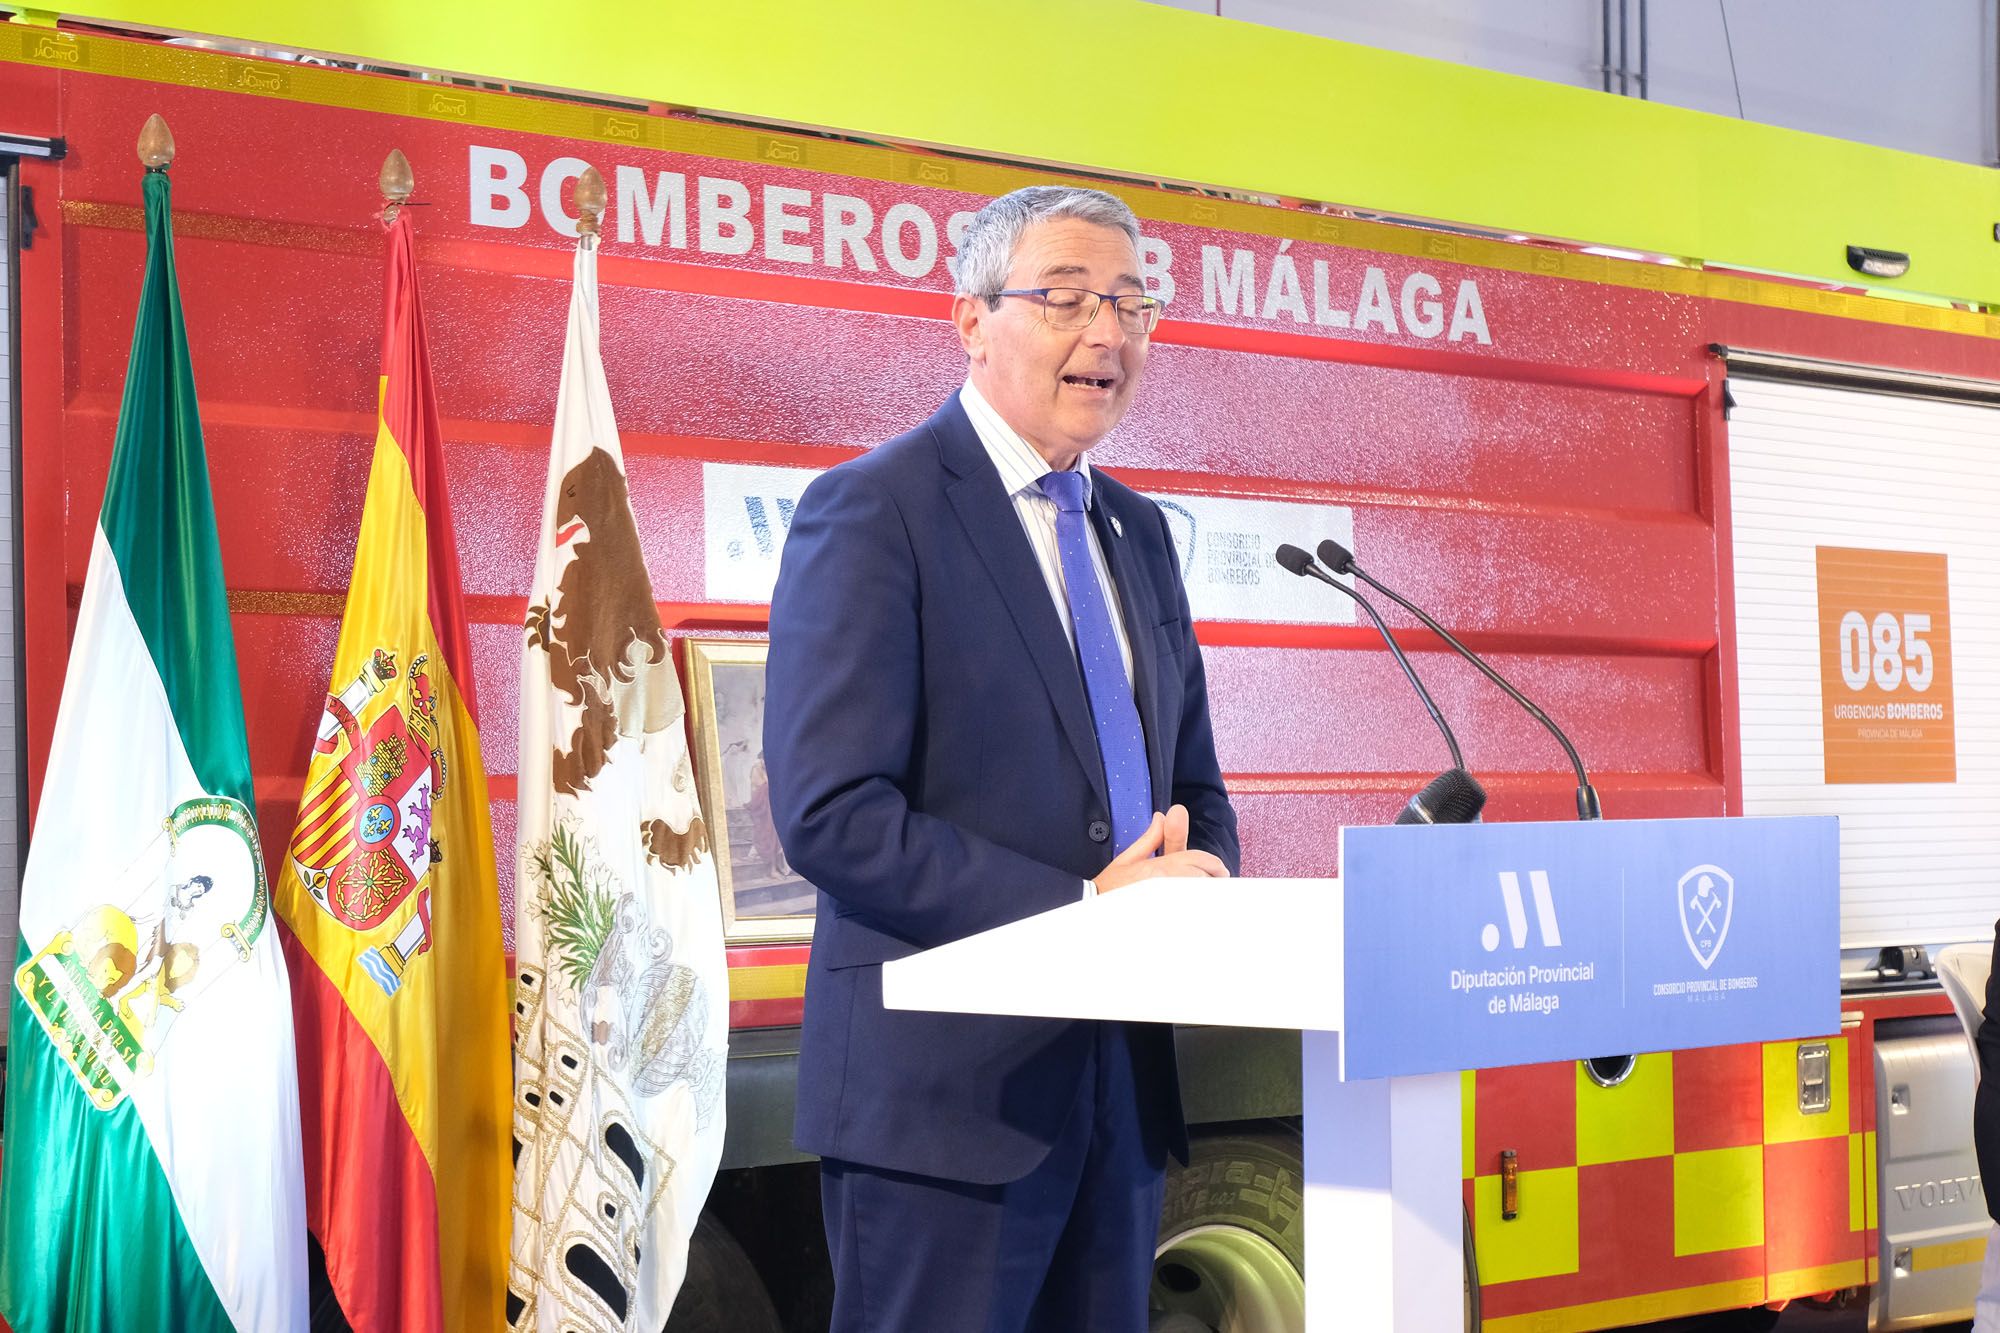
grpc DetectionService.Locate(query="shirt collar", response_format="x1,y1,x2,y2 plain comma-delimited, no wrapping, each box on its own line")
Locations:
959,380,1094,508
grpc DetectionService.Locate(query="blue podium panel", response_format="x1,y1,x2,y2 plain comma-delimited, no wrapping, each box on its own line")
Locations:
1339,815,1840,1081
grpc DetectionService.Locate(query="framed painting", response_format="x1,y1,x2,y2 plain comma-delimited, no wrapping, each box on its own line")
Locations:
682,638,817,943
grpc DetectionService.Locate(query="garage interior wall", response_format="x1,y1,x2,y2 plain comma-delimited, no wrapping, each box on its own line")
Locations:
1142,0,2000,166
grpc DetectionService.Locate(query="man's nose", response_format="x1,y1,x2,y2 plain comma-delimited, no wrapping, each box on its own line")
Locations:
1080,296,1127,347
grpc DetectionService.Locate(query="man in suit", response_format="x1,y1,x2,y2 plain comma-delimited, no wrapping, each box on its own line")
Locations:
1972,922,2000,1330
764,185,1240,1333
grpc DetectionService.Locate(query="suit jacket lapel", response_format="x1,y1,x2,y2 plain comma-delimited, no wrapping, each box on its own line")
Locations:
1091,490,1169,811
931,401,1111,814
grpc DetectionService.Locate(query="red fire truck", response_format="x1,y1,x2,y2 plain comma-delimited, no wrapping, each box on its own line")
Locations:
3,23,1995,1332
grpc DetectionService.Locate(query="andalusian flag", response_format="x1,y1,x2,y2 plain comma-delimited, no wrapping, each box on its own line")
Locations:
509,234,728,1329
0,159,308,1331
274,197,509,1332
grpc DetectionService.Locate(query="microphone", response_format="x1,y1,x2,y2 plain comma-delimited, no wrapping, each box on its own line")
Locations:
1275,544,1464,771
1317,539,1602,820
1395,767,1488,826
1274,544,1486,825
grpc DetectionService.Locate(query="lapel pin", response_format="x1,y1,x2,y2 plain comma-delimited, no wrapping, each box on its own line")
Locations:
1109,513,1123,539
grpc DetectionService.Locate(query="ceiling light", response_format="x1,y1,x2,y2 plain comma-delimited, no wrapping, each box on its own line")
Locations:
1846,245,1910,279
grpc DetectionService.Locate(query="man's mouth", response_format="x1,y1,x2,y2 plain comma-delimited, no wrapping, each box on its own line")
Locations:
1062,374,1116,391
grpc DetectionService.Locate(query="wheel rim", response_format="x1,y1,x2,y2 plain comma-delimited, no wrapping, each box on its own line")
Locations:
1150,1223,1306,1333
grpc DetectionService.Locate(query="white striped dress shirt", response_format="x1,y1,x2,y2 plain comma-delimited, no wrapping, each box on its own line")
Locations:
958,381,1136,686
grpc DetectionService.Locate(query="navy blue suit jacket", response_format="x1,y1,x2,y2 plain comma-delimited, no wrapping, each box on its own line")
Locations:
764,396,1240,1185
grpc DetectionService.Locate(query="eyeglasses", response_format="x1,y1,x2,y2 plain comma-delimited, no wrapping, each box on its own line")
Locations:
993,287,1164,336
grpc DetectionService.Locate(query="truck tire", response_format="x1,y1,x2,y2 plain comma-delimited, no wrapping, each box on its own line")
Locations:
663,1214,784,1333
1150,1129,1306,1332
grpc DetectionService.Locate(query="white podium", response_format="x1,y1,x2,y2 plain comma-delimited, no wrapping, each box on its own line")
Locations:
881,877,1462,1332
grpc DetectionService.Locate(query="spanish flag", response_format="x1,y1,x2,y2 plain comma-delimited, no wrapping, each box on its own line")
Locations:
274,188,509,1332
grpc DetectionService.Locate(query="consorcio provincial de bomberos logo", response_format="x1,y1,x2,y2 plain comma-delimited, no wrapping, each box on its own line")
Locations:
1678,863,1734,971
1652,862,1761,1001
14,796,268,1111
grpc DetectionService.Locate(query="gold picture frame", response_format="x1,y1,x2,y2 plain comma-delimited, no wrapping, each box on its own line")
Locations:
682,638,817,943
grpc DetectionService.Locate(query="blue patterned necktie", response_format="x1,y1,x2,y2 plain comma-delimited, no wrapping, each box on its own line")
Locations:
1036,469,1154,853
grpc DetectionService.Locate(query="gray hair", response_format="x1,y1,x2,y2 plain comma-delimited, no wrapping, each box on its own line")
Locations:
950,185,1142,303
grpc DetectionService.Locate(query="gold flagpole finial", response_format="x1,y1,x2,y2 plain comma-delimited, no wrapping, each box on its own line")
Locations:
573,166,606,243
137,114,175,170
379,149,415,224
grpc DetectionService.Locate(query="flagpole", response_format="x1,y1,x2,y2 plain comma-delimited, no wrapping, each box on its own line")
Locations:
276,135,512,1333
1,107,310,1333
510,150,730,1329
380,147,414,223
572,164,605,248
137,112,173,169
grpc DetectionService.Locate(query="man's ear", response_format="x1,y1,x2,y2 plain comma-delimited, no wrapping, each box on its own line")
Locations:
951,293,986,364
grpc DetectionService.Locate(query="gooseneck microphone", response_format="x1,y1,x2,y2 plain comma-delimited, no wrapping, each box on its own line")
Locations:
1316,539,1602,821
1396,767,1488,826
1273,543,1487,826
1275,544,1462,770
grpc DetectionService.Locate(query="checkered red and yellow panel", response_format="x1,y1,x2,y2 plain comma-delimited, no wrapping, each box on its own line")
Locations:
1463,1037,1878,1332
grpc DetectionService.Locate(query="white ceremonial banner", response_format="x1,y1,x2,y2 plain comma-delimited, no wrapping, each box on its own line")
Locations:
511,239,730,1333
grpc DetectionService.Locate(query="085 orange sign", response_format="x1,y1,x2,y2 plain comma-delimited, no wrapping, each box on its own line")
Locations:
1815,546,1955,784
